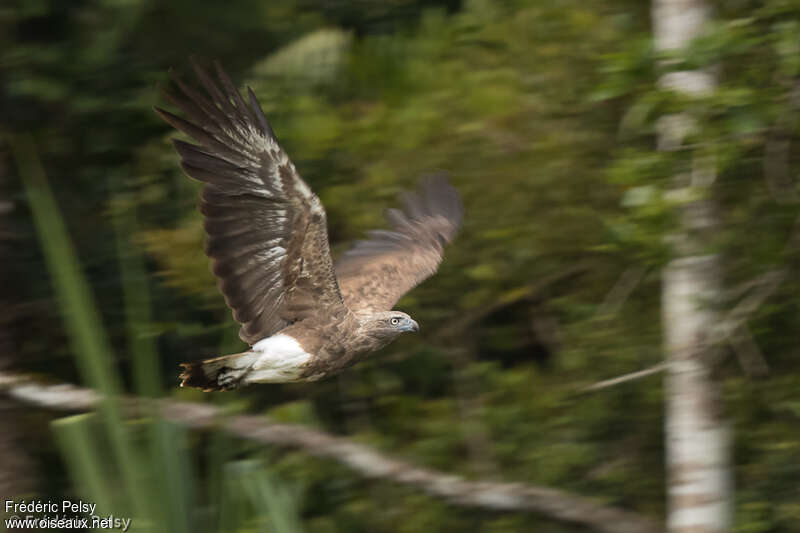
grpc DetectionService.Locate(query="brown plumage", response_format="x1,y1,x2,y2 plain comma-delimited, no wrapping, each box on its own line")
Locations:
156,60,461,391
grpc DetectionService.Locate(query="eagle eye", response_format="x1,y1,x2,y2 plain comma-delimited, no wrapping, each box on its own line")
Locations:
390,317,401,326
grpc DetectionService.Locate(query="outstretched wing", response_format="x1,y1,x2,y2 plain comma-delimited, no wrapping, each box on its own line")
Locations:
335,175,462,314
155,60,345,344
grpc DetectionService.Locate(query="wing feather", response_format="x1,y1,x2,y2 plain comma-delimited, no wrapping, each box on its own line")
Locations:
335,175,462,313
156,59,346,344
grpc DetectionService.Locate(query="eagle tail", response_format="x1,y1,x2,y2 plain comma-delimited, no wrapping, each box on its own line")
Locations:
179,351,257,391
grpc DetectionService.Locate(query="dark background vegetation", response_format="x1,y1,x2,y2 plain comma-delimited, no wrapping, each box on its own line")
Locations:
2,0,799,531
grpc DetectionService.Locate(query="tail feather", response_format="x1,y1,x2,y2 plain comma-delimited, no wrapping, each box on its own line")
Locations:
179,351,255,391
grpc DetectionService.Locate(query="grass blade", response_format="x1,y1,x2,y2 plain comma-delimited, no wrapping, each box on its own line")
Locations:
12,133,155,526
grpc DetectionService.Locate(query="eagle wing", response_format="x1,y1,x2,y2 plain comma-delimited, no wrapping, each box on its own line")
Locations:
335,175,462,313
156,60,346,344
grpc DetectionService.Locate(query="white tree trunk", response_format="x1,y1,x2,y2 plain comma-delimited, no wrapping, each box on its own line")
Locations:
653,1,733,532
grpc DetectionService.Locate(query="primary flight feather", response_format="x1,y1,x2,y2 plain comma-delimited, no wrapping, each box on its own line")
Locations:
155,60,461,391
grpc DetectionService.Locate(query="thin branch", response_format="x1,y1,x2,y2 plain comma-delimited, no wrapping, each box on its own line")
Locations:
720,269,783,302
595,265,649,318
706,269,784,371
713,269,785,345
578,363,668,394
0,371,664,533
578,265,779,393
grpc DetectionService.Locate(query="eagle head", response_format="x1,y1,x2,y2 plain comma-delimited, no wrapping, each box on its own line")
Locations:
364,311,419,339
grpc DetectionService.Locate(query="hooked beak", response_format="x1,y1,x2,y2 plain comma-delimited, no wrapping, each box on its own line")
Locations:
405,318,420,333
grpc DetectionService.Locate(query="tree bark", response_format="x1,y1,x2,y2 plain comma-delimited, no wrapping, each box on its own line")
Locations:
652,1,733,532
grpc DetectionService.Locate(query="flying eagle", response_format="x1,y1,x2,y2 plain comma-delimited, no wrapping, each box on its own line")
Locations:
155,61,462,391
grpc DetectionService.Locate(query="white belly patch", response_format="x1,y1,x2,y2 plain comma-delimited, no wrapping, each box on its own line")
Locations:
245,334,313,383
